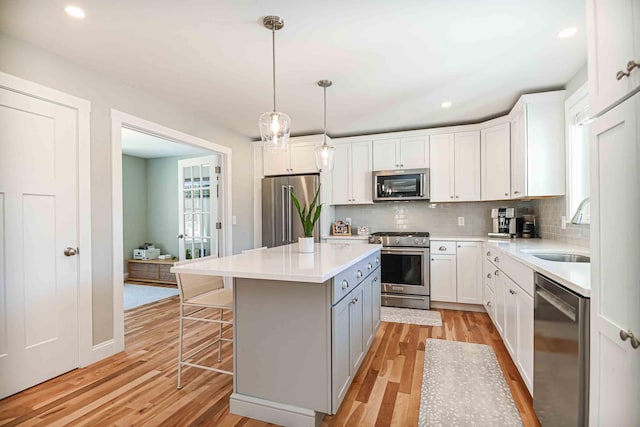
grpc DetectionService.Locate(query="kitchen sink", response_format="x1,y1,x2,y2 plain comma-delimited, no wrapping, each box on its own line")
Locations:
532,253,590,263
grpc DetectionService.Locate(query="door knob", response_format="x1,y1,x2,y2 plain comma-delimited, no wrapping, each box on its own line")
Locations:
177,234,184,239
64,247,77,256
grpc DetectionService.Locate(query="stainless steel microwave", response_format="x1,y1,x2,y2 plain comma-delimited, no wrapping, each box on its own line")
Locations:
373,169,430,202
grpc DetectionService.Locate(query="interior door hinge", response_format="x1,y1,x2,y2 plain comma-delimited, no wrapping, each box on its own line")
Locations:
216,222,222,230
215,166,221,174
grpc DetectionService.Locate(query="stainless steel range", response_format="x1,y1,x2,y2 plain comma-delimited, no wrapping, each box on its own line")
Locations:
368,231,430,310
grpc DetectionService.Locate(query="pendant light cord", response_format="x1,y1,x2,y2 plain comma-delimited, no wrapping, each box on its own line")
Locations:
272,28,277,112
323,85,327,145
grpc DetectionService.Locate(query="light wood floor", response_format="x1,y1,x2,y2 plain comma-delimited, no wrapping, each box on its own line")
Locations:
0,297,540,426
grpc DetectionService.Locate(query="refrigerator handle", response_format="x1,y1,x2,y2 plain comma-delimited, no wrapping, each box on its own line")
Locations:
288,185,294,242
281,185,288,243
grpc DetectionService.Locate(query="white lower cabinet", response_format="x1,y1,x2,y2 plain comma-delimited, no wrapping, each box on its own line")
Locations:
349,285,365,373
431,241,482,304
331,292,352,407
484,243,534,394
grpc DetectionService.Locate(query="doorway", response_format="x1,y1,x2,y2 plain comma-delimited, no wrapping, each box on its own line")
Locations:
111,110,232,352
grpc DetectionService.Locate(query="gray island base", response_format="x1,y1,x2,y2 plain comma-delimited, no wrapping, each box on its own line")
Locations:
171,243,382,426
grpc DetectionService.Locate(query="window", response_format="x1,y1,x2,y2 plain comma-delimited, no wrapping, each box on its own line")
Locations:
565,83,589,223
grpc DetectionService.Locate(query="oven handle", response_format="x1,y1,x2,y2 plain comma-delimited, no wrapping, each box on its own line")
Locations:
381,249,428,256
383,294,427,301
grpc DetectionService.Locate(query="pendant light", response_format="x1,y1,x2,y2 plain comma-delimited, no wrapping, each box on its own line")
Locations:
314,80,335,172
259,16,291,151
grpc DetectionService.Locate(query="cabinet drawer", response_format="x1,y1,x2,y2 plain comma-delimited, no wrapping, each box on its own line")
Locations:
129,263,158,280
332,252,380,305
431,241,457,255
493,253,534,297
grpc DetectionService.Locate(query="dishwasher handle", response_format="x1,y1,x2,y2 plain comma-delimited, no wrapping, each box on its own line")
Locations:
536,287,577,322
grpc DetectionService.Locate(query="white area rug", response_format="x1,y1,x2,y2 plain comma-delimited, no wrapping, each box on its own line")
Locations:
419,339,523,426
124,283,179,310
381,307,443,326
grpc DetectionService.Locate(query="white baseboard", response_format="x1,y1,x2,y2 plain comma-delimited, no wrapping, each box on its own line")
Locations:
431,301,486,313
80,339,120,368
230,393,324,427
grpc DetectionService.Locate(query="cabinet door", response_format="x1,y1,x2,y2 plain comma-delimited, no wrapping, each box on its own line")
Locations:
430,254,457,302
516,288,534,393
510,109,527,198
400,136,429,169
362,273,374,348
372,269,381,332
331,293,352,410
483,283,495,322
331,144,351,205
587,0,640,115
456,242,482,304
453,131,481,201
372,139,399,170
350,141,373,204
481,123,511,200
494,269,505,336
429,134,454,202
503,279,518,358
263,146,290,176
589,95,640,426
289,143,317,174
349,285,365,373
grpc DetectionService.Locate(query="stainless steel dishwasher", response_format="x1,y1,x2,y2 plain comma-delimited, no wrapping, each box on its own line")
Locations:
534,273,589,426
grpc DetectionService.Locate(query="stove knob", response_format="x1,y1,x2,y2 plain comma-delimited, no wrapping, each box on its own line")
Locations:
394,238,400,244
414,238,419,244
376,238,382,244
422,238,428,244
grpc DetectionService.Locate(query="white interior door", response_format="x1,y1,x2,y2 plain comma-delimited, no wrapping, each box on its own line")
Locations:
0,87,79,399
178,156,220,261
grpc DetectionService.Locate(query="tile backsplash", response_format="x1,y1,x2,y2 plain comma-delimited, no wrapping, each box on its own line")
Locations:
334,201,534,237
530,197,590,248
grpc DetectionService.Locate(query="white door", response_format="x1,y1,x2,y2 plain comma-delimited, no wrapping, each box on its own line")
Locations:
454,131,481,201
0,87,79,399
589,94,640,425
372,139,399,170
481,123,511,200
456,242,482,304
430,255,457,302
178,156,220,261
400,137,429,169
429,134,454,202
350,142,372,204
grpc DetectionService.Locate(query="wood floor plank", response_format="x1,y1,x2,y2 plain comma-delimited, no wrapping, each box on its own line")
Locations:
0,296,540,426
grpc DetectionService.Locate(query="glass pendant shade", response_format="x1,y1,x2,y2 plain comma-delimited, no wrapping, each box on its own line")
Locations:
260,111,291,151
315,142,335,172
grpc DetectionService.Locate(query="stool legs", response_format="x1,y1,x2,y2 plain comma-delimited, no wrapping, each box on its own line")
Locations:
177,303,184,389
217,308,223,362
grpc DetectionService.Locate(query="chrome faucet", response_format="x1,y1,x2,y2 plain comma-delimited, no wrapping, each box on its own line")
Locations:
571,197,591,225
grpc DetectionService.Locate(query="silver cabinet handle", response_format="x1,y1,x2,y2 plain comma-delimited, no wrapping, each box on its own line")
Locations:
351,298,358,304
373,276,378,282
439,246,447,251
486,273,492,278
620,330,640,349
450,196,454,199
367,262,372,270
177,234,185,239
357,270,363,278
495,270,499,276
504,192,509,196
616,60,639,80
375,257,380,264
494,256,499,263
486,251,491,257
509,289,516,295
64,247,78,256
342,280,349,290
486,301,492,307
514,190,520,194
455,195,459,199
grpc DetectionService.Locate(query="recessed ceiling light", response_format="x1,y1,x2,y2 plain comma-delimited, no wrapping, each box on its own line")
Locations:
558,27,577,38
65,5,85,19
441,101,452,108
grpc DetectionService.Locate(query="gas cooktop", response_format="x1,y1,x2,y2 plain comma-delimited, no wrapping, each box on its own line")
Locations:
369,231,430,247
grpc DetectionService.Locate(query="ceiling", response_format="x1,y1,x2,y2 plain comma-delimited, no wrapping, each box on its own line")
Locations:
121,128,213,159
0,0,587,139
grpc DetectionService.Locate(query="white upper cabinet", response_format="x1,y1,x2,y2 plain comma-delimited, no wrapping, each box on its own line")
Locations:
481,122,511,200
372,136,429,170
454,131,481,201
509,91,566,198
263,135,325,176
331,141,373,205
429,131,480,202
587,0,640,115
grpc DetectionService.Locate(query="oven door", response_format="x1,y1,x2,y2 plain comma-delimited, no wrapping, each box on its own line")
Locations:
380,247,429,296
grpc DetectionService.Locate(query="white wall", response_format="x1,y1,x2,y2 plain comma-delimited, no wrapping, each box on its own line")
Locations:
0,32,253,345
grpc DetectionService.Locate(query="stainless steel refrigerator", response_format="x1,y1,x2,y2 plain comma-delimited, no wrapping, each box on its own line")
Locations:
262,174,320,248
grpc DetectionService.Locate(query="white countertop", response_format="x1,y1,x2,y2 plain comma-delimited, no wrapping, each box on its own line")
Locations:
171,243,382,283
321,235,370,240
430,235,488,242
484,239,591,297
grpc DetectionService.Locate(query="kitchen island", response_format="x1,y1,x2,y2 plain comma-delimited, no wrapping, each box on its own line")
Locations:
171,242,382,427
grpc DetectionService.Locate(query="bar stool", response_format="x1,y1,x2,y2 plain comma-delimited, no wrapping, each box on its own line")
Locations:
175,272,233,389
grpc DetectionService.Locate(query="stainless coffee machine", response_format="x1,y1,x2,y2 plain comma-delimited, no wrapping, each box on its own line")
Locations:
489,207,518,238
